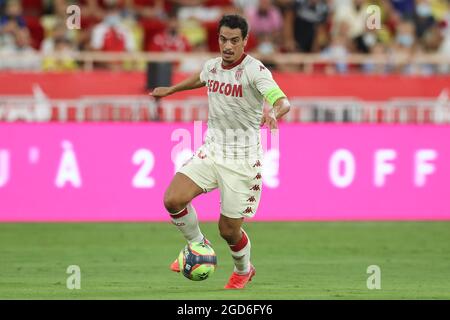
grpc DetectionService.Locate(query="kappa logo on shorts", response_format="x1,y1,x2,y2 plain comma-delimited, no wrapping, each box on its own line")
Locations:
243,207,253,214
247,196,256,202
254,173,262,180
250,185,260,191
252,160,261,167
197,151,207,159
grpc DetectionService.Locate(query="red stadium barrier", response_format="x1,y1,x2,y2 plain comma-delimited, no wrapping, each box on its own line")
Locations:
1,72,449,99
1,72,449,123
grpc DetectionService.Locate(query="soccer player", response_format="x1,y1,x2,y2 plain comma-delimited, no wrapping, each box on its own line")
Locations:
150,14,290,289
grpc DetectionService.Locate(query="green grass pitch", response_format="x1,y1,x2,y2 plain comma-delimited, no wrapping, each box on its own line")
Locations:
0,221,449,299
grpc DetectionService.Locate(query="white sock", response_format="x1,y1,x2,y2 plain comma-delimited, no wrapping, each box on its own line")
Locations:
229,229,251,275
170,203,204,244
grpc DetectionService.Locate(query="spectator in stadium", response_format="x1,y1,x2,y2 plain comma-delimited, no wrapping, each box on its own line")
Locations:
438,10,450,73
90,0,136,69
0,28,41,70
0,0,29,58
361,40,392,74
331,0,366,37
131,0,168,20
41,15,78,54
91,0,135,53
0,14,20,53
41,0,98,52
233,0,260,12
390,0,416,19
283,0,329,53
321,25,351,74
421,22,443,52
0,0,26,29
80,0,107,21
132,0,170,54
392,19,419,73
429,0,450,21
245,0,283,54
331,0,368,53
395,19,417,48
172,0,216,49
42,36,78,71
148,12,192,52
413,0,437,40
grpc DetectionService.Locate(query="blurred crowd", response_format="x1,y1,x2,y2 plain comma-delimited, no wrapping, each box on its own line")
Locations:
0,0,449,73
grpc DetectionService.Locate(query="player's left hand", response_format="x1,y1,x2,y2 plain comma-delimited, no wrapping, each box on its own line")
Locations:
260,113,278,130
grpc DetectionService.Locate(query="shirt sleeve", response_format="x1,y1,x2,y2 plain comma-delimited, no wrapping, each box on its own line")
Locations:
91,25,105,50
251,62,286,106
199,60,210,84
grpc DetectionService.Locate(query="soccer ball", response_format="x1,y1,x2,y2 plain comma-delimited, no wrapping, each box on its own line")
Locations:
178,242,217,281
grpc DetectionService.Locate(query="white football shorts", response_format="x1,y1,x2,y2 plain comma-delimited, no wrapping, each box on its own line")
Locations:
177,145,263,219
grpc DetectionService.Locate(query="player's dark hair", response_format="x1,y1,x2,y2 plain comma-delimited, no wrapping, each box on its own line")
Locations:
218,15,249,39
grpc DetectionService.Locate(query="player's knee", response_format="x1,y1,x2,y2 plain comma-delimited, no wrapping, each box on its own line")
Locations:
163,192,186,214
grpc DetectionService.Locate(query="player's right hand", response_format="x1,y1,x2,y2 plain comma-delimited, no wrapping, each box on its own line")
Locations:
149,87,173,98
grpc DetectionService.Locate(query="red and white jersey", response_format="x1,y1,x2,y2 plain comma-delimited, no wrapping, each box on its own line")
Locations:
199,54,281,159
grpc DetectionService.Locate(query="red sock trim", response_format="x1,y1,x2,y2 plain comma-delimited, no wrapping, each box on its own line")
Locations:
170,208,188,219
230,231,248,252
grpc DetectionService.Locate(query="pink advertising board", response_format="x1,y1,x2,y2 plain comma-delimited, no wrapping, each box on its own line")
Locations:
0,123,449,222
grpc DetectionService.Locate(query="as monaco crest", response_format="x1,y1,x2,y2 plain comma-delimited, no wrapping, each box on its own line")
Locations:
235,68,244,81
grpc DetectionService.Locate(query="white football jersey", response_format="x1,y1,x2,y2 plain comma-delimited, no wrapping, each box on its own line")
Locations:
199,54,283,160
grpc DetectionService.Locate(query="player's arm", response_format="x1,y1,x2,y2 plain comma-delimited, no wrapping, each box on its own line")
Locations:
149,71,205,98
272,97,291,120
251,63,290,130
261,95,291,130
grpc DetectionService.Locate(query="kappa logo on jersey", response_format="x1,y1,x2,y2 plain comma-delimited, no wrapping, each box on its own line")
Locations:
209,67,217,74
259,65,266,71
207,80,243,97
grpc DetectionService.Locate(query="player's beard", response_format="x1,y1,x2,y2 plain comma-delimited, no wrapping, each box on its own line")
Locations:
222,51,236,65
